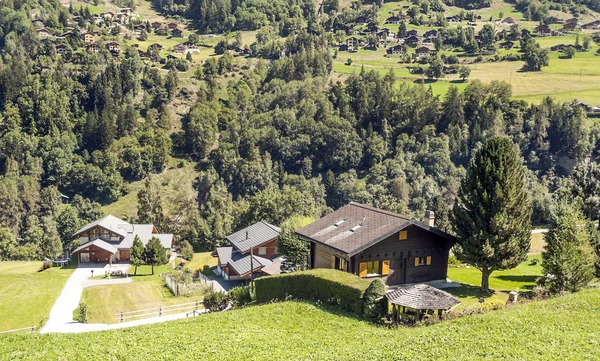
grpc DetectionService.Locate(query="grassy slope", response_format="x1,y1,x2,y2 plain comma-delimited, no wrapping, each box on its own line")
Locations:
447,254,543,305
80,253,216,323
0,262,74,332
337,0,600,104
3,290,600,360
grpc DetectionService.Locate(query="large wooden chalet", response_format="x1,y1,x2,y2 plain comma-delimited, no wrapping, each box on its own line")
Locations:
71,215,174,265
213,222,282,280
296,203,456,286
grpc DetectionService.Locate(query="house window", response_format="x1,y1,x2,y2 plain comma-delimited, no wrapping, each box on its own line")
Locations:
332,256,348,271
414,256,432,267
258,247,267,255
367,260,380,275
399,230,407,240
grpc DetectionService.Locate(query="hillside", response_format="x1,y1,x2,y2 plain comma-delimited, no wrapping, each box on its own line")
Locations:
2,290,600,360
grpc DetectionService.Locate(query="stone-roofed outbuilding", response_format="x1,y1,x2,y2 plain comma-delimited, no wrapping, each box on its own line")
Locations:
387,284,460,321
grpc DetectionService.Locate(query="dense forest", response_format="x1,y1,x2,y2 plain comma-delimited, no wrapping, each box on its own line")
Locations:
0,0,599,261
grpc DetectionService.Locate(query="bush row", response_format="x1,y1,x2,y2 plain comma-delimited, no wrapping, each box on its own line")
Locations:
254,269,371,314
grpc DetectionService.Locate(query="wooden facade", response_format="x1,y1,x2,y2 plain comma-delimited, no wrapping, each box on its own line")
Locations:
77,244,115,265
309,225,453,286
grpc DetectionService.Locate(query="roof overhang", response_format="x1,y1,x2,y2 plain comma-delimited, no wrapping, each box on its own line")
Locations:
72,239,118,255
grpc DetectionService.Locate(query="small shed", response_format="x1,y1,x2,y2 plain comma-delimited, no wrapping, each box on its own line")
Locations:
386,284,460,322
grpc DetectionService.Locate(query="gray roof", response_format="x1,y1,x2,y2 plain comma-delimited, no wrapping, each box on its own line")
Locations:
227,222,282,253
73,216,173,250
296,202,455,256
72,239,118,255
386,284,460,310
228,255,271,276
118,224,173,249
72,214,130,238
216,247,233,266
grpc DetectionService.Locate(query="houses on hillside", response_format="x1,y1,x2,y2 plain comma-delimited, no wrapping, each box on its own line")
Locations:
213,222,283,280
71,215,174,265
296,203,456,285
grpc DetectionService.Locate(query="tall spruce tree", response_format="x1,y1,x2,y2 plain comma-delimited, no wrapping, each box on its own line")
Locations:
452,137,532,292
145,237,167,275
541,201,595,293
130,235,145,276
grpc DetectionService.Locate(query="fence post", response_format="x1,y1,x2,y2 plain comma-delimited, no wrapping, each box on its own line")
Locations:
159,306,162,317
195,300,199,312
120,312,124,323
30,326,34,333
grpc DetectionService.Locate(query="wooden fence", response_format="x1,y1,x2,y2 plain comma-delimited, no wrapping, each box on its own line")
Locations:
0,326,37,334
114,301,203,323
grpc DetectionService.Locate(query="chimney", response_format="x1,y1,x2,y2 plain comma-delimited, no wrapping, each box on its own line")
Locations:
423,210,435,227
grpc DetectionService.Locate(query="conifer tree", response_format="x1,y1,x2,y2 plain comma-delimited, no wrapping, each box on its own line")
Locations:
452,137,532,292
542,201,595,293
130,235,145,276
145,237,167,275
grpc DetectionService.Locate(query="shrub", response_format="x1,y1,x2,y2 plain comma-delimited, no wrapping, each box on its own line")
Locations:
203,290,230,312
229,286,254,308
78,302,88,323
40,260,52,271
254,269,370,314
180,240,194,261
362,279,388,322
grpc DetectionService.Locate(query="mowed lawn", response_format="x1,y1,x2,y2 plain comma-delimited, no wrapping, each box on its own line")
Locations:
447,254,543,305
80,253,215,324
4,290,600,360
0,262,74,332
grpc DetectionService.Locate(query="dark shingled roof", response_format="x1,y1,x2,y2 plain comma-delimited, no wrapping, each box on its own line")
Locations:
227,222,282,253
295,202,455,256
228,255,271,276
386,284,460,310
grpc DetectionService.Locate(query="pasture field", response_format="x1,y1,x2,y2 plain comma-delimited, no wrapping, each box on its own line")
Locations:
3,290,600,360
0,262,74,332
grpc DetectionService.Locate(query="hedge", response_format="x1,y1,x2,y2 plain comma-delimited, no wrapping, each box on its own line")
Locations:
254,269,371,314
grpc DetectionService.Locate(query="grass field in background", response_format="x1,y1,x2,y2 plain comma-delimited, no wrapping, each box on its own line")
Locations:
0,262,74,332
4,290,600,359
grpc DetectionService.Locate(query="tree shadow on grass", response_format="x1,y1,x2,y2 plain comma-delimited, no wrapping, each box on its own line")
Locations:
449,79,466,84
444,284,496,300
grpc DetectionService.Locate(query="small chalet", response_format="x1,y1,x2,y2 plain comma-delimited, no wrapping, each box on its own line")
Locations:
151,21,163,30
296,203,456,286
171,29,183,38
36,28,51,38
213,222,282,280
134,24,146,35
86,43,100,53
582,20,600,30
56,43,68,55
167,22,179,30
82,32,95,43
385,16,402,25
499,41,514,50
424,29,438,39
404,35,419,46
71,215,174,265
148,43,164,51
387,284,460,322
545,16,564,24
172,43,187,54
502,17,516,24
346,37,360,47
387,44,406,55
406,29,418,37
415,46,433,58
445,15,459,22
119,8,133,16
105,41,121,52
563,22,578,31
101,11,115,19
536,24,552,36
376,29,391,41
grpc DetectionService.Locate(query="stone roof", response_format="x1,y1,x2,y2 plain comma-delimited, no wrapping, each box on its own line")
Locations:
228,255,271,276
386,284,460,310
226,222,282,253
73,214,130,238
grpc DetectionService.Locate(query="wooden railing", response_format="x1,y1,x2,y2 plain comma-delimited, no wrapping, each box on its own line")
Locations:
0,326,36,334
114,301,202,323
